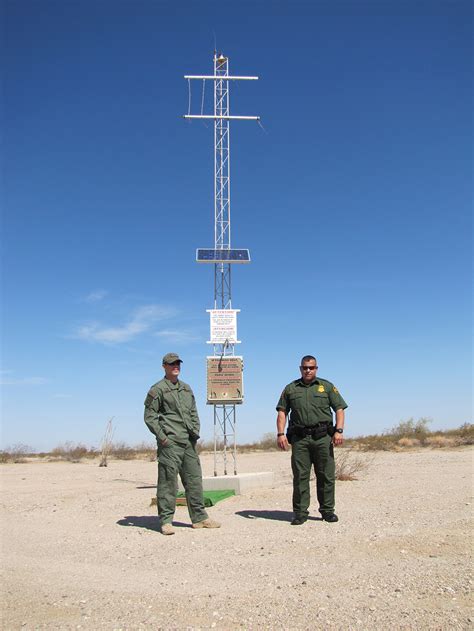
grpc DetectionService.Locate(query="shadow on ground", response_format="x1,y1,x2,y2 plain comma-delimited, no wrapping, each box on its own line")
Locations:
117,516,192,531
235,510,322,522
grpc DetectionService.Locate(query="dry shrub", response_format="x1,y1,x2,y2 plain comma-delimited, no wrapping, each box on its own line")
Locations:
102,441,156,461
0,444,33,463
357,434,397,451
238,433,279,453
424,435,456,448
356,417,434,451
109,442,136,460
198,433,280,455
389,417,432,441
50,442,94,462
99,418,114,467
197,440,214,454
253,432,280,451
446,423,474,445
197,439,226,454
147,449,157,462
397,437,421,448
133,442,156,461
335,448,374,481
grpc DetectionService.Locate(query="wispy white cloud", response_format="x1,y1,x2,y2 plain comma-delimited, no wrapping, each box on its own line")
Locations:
75,305,177,344
84,290,107,303
1,376,48,386
154,329,201,344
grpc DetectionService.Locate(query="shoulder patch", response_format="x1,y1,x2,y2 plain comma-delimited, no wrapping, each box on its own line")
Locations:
333,386,339,394
146,381,162,395
144,393,155,407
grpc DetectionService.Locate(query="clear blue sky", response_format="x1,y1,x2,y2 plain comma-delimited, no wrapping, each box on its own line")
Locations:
2,0,472,451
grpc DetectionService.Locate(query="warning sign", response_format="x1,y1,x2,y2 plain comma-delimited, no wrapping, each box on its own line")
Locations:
207,309,240,344
206,356,244,404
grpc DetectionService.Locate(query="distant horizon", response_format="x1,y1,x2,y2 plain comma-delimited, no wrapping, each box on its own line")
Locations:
1,418,471,454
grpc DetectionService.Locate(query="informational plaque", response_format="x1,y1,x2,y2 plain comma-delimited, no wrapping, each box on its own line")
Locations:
206,356,244,404
207,309,240,344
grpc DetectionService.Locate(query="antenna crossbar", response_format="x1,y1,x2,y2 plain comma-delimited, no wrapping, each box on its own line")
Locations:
185,75,259,81
184,115,260,120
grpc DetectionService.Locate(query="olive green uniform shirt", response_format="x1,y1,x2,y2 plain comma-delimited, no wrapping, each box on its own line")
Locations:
276,377,348,427
144,378,200,445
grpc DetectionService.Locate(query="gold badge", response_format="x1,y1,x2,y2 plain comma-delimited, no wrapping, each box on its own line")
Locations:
318,385,325,393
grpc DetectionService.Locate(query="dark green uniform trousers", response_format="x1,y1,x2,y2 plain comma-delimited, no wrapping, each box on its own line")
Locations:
157,439,208,525
291,433,335,518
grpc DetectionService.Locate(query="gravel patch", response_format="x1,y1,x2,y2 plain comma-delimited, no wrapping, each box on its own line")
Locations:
1,448,472,629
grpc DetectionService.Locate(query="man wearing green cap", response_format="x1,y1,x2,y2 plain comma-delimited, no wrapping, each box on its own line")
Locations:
144,353,221,535
276,355,348,525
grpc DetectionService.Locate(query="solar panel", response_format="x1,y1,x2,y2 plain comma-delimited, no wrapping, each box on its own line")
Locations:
196,248,251,263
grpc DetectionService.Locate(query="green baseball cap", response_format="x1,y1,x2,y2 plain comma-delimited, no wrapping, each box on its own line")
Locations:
162,352,183,365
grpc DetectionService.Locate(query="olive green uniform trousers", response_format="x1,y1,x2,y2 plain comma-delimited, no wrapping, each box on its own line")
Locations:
157,439,208,526
291,433,335,518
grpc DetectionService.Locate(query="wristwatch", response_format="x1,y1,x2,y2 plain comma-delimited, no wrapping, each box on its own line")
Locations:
334,428,344,434
277,433,285,437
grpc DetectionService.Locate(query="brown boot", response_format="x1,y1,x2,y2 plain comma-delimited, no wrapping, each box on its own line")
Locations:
192,518,221,529
161,523,175,535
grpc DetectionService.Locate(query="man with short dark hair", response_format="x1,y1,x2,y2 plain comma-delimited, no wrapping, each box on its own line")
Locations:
144,353,221,535
276,355,347,525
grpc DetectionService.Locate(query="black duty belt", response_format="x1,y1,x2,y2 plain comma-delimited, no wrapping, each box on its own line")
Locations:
290,423,331,439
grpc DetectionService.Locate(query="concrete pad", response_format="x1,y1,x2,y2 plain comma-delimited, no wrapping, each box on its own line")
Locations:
177,471,274,495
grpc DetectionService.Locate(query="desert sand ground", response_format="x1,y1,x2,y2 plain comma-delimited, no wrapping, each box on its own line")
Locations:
1,447,472,630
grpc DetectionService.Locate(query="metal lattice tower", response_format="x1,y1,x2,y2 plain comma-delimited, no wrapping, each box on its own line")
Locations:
184,53,259,475
214,55,231,311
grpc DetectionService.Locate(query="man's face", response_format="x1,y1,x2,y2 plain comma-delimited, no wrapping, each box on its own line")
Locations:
300,359,318,384
163,361,181,381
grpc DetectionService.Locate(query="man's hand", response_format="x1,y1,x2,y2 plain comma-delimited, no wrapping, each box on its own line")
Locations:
277,434,289,451
332,433,343,447
160,437,169,447
276,411,288,451
333,410,345,447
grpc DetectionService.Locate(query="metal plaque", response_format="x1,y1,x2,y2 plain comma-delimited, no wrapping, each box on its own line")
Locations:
206,356,244,404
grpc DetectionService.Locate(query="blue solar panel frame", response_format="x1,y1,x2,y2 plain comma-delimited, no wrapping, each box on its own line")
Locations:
196,248,251,263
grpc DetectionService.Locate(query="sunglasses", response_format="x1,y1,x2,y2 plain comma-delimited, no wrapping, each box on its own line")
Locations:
301,365,317,371
166,361,181,367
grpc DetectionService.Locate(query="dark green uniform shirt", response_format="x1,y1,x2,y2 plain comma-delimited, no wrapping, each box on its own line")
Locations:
276,378,348,427
144,378,200,445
